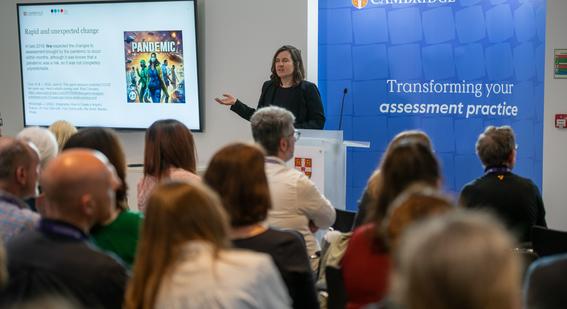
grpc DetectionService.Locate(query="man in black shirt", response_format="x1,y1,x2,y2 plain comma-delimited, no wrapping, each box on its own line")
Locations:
459,126,546,244
0,149,128,308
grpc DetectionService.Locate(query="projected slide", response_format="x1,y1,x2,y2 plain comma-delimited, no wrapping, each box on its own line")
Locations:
18,1,201,130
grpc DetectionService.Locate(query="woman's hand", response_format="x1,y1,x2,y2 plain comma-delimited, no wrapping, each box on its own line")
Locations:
215,94,237,106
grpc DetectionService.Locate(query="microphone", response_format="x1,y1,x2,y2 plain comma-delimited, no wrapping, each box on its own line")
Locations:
338,88,348,131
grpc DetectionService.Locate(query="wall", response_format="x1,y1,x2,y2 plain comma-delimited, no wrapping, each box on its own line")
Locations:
543,0,567,230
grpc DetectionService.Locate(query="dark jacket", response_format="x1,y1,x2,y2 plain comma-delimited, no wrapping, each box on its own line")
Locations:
230,80,326,129
459,170,546,243
0,219,128,308
233,228,319,309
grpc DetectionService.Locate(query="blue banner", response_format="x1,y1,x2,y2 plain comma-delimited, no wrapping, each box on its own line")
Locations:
318,0,546,210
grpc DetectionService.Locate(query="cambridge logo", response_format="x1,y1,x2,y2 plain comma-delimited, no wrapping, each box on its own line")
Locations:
352,0,368,9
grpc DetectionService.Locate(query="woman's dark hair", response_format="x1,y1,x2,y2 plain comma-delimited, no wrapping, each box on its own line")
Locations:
270,45,305,86
143,119,197,179
204,143,271,227
63,127,128,210
370,139,441,246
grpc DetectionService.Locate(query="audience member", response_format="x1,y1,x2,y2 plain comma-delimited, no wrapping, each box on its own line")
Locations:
137,119,200,211
16,127,58,170
9,296,83,309
204,142,318,309
48,120,77,152
459,125,546,243
0,137,40,241
341,139,440,309
250,106,335,270
0,239,6,289
63,128,142,267
391,211,521,309
125,181,290,309
16,127,59,211
383,184,455,253
524,252,567,309
353,130,432,228
1,149,128,308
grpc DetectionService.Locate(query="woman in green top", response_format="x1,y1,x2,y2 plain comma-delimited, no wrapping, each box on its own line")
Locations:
63,127,142,267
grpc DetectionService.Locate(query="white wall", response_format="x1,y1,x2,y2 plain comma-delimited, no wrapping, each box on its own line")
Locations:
543,0,567,230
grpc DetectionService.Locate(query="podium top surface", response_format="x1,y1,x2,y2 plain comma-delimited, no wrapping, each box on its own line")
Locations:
297,129,370,148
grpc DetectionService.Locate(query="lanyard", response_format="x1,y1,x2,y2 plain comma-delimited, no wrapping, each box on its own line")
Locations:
0,191,28,209
484,166,511,175
38,220,88,241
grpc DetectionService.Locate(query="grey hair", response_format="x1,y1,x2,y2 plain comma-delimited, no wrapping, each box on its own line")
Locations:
250,106,295,156
475,126,515,167
17,127,58,169
391,211,520,309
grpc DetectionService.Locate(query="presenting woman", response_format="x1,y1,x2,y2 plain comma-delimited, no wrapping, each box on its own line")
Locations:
215,45,325,129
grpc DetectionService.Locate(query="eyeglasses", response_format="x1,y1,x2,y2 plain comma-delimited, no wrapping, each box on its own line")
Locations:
287,129,301,142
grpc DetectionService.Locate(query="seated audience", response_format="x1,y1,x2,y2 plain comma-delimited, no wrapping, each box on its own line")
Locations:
137,119,200,211
1,149,128,308
383,184,455,252
0,137,40,241
250,106,335,270
524,252,567,309
353,130,432,228
63,128,143,267
125,181,291,309
0,240,6,289
16,127,59,211
16,127,58,170
390,211,522,309
459,125,546,243
341,138,440,309
47,120,77,152
204,142,318,309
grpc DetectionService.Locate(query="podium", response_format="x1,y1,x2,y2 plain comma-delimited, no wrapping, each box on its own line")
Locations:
288,129,370,210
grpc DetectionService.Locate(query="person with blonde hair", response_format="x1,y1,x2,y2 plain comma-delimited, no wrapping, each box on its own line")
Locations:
391,211,522,309
47,120,77,151
125,181,290,309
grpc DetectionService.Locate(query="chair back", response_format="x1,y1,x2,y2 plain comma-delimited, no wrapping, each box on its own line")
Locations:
513,248,539,279
326,265,347,309
532,226,567,257
332,209,356,233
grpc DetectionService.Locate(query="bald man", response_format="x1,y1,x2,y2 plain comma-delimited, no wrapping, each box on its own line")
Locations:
0,149,128,309
0,137,40,242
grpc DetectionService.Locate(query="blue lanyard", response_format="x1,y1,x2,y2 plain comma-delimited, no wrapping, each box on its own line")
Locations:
0,191,28,209
38,220,88,241
484,166,511,175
